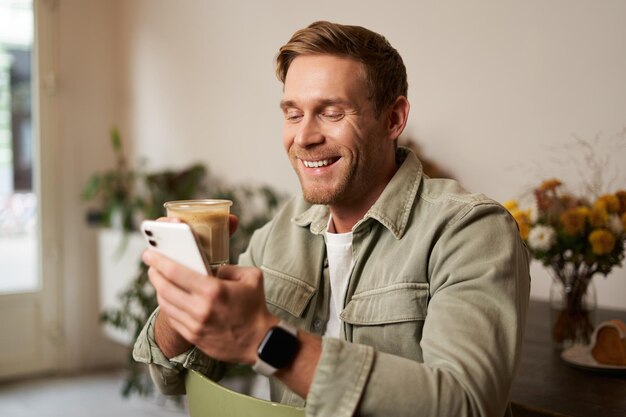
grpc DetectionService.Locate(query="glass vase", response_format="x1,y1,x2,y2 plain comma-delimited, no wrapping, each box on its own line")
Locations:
549,270,597,350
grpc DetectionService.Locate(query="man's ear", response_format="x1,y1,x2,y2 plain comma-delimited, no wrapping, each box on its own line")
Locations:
385,96,410,141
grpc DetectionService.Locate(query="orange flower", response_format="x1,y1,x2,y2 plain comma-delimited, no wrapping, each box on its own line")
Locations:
560,207,587,235
538,178,562,192
616,190,626,214
588,229,616,256
595,194,620,214
589,204,608,228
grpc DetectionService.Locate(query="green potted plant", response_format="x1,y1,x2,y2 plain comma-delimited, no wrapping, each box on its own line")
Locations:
81,127,144,231
82,128,287,399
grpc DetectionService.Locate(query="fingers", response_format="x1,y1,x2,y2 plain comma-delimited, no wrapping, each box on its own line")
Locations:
216,265,264,292
148,260,272,364
229,214,239,236
215,264,242,281
156,217,182,223
148,262,217,328
157,298,204,346
142,249,209,293
144,249,223,321
148,265,193,305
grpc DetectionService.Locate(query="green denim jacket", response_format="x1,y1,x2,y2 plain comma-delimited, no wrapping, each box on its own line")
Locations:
133,148,531,417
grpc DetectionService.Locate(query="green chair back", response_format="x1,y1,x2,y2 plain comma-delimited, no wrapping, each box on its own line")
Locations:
185,370,306,417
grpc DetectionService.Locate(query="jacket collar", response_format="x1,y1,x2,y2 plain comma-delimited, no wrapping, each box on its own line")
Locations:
292,147,423,239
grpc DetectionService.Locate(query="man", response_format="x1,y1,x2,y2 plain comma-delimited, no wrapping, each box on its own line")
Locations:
134,21,530,417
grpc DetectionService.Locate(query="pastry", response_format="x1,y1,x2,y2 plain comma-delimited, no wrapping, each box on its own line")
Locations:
590,319,626,366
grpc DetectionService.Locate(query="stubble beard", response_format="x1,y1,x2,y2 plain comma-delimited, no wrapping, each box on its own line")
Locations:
295,159,356,206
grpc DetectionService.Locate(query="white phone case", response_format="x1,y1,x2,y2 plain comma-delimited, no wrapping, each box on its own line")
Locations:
140,220,209,275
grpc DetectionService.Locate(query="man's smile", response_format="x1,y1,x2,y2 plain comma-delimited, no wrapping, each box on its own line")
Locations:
301,157,340,169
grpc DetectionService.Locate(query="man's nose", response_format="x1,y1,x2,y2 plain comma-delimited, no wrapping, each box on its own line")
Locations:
294,115,324,147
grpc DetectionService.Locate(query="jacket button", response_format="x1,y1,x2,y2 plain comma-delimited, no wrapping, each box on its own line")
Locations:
313,319,323,331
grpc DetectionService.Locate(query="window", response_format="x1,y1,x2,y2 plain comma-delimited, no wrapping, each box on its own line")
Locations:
0,0,37,293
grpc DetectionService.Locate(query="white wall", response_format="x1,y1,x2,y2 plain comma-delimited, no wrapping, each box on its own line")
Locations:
114,0,625,310
57,0,127,370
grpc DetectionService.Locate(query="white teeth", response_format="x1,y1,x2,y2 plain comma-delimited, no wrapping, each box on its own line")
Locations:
303,159,331,168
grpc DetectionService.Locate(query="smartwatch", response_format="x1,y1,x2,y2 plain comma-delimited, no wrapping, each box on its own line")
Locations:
252,320,300,376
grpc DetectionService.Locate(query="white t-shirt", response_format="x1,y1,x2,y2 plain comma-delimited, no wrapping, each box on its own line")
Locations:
323,228,354,338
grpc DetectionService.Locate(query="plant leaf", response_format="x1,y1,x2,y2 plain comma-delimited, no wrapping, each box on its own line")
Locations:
110,127,122,152
81,174,102,200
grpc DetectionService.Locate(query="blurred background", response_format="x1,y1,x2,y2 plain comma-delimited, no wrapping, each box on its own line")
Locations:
0,0,624,415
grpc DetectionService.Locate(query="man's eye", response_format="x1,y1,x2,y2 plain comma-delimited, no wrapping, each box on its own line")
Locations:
322,112,344,121
285,112,302,122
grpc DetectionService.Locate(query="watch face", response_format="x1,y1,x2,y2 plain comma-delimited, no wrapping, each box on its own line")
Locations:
258,326,300,369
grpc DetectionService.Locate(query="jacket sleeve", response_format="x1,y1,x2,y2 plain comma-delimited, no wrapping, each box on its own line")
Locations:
132,307,230,395
305,203,530,417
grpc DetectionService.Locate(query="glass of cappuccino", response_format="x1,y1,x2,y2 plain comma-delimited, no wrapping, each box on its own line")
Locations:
164,199,232,271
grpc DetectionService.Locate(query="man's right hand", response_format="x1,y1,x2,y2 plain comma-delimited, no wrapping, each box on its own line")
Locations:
150,214,240,358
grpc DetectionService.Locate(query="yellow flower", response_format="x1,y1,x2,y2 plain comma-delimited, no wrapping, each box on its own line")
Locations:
595,194,620,214
518,222,530,241
560,207,587,236
510,208,530,240
577,206,591,218
589,204,608,228
503,200,519,211
538,178,562,192
588,229,616,256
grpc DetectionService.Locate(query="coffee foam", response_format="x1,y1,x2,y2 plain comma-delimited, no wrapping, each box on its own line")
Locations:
167,208,230,265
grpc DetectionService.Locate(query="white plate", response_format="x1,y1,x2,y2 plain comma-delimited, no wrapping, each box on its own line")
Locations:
561,345,626,374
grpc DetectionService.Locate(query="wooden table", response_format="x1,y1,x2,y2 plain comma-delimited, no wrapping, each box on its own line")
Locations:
510,299,626,417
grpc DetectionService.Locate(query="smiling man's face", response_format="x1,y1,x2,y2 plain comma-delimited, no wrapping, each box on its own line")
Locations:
281,54,394,209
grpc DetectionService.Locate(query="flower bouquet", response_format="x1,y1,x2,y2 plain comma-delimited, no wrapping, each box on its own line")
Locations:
504,180,626,348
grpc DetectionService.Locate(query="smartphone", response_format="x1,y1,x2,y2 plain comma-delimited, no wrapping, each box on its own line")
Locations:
140,220,210,275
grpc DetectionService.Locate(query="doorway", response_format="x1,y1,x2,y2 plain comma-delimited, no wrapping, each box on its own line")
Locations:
0,0,61,380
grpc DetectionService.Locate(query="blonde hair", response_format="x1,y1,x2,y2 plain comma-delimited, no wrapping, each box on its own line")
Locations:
276,21,408,116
